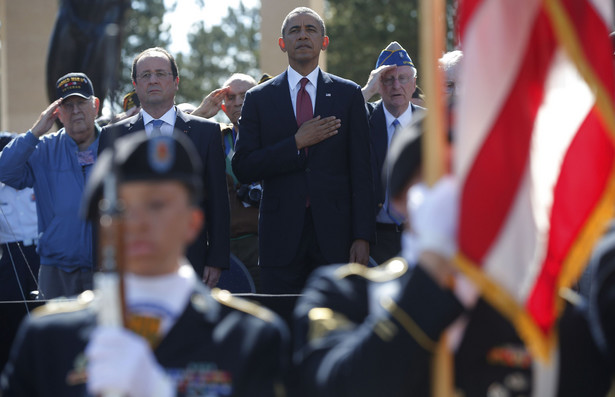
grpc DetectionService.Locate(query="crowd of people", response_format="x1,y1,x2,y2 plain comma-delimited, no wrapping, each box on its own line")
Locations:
0,5,614,397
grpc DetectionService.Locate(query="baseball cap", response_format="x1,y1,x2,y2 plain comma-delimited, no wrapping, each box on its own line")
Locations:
56,72,95,100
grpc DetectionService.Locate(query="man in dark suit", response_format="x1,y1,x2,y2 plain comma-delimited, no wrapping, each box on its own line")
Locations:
232,7,374,294
99,47,230,288
361,41,425,264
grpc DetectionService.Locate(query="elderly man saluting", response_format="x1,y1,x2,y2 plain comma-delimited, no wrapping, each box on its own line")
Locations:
0,73,100,299
362,42,425,264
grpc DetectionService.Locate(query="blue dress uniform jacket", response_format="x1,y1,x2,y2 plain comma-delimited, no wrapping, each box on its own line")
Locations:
232,71,375,268
295,256,615,396
293,260,463,396
99,109,230,274
556,220,615,396
1,285,289,396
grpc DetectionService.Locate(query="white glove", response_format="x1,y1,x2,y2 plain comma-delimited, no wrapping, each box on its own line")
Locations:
412,175,459,259
86,327,175,397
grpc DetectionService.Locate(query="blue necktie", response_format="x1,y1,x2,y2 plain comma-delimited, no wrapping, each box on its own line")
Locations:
392,119,401,138
151,119,164,136
386,119,403,224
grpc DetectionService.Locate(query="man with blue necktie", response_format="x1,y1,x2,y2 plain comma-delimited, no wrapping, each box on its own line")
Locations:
99,47,230,288
362,41,425,264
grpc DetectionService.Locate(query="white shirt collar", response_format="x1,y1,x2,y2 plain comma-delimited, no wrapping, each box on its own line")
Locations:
287,65,320,92
141,107,177,128
382,103,414,130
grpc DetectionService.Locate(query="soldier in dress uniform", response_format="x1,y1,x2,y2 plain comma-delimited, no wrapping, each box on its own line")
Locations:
0,132,288,397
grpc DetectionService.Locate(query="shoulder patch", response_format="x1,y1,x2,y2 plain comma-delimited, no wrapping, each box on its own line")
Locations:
211,288,275,323
32,290,95,317
335,257,408,282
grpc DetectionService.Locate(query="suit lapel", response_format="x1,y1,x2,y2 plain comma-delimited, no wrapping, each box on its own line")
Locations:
270,72,296,134
174,108,192,135
370,101,388,169
127,114,145,134
314,70,333,118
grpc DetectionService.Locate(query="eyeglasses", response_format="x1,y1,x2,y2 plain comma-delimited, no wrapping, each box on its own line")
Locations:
382,75,413,86
137,71,174,81
60,99,92,111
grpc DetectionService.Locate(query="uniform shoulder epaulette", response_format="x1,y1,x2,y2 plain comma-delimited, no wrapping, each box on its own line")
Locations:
307,307,355,342
334,257,408,282
211,288,276,323
32,290,95,317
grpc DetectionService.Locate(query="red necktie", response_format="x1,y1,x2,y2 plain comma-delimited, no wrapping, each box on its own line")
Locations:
296,77,313,127
297,78,312,207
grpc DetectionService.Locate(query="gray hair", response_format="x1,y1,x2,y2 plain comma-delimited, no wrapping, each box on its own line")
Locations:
223,73,257,88
438,50,463,83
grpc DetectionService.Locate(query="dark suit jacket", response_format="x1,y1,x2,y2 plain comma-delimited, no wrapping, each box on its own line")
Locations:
366,101,424,215
1,285,289,397
232,70,375,268
98,109,230,274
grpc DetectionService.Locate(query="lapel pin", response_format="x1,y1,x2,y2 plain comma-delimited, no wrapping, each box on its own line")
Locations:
326,93,331,97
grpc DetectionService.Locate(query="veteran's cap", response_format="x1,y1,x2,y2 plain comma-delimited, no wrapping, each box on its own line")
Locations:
56,72,95,100
376,41,415,69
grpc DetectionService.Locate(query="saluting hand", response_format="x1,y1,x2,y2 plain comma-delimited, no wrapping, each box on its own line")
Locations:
294,115,341,150
31,99,62,138
361,64,397,102
192,87,230,119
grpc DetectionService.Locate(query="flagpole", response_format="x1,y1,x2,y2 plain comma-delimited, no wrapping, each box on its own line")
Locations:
419,0,452,396
420,0,447,187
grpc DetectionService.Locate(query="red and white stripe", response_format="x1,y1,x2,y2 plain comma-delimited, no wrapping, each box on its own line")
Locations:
455,0,615,358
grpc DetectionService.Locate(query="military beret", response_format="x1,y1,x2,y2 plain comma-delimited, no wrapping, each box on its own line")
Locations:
81,132,203,220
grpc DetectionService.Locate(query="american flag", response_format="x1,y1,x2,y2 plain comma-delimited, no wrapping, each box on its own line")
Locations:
454,0,615,359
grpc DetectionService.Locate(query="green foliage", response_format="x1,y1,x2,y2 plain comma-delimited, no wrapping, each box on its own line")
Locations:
115,0,171,102
111,0,259,114
176,2,260,105
324,0,458,87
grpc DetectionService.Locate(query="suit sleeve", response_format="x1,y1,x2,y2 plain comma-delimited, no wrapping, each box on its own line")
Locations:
232,90,305,184
0,131,39,190
203,123,230,269
348,86,375,242
293,265,463,397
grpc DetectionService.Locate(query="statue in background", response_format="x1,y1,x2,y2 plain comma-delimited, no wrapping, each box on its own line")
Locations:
46,0,130,111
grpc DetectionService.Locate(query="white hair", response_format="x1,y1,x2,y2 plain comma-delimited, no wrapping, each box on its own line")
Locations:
438,50,463,83
223,73,257,88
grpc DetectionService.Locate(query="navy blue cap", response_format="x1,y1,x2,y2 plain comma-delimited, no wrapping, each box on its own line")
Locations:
56,72,95,100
